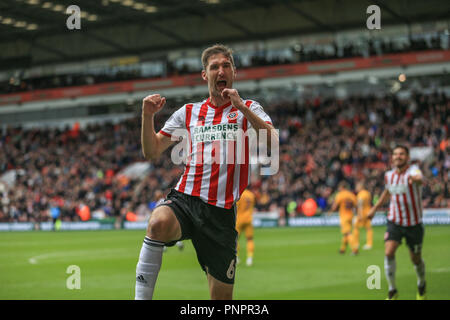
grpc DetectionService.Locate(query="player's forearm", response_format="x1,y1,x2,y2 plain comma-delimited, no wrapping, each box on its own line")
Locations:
141,114,161,160
372,190,390,211
410,174,424,185
239,106,278,150
330,203,337,212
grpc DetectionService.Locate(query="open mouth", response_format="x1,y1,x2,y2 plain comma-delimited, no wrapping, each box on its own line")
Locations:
216,80,227,90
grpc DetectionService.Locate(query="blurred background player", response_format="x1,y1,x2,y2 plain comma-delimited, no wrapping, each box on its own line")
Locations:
330,181,357,255
351,182,373,252
236,187,256,267
368,145,426,300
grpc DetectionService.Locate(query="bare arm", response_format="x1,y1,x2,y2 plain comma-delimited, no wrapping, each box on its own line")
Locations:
222,88,279,150
329,197,339,216
367,189,391,220
141,94,175,161
408,174,424,186
240,107,278,149
330,200,338,213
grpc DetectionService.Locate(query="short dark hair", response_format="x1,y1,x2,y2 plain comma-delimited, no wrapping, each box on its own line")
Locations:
392,145,409,155
201,44,235,70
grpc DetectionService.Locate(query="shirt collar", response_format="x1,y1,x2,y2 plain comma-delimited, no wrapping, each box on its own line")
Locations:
206,97,232,109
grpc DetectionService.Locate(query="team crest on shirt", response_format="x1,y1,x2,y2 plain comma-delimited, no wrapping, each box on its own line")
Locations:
227,112,238,121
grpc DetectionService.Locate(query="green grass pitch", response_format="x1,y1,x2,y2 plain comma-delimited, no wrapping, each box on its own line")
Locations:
0,225,449,300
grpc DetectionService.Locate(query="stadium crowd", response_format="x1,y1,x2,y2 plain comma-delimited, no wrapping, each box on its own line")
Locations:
0,91,448,223
1,32,446,94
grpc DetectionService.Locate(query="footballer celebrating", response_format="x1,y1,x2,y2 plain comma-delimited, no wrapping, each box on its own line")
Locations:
368,145,426,300
135,44,277,300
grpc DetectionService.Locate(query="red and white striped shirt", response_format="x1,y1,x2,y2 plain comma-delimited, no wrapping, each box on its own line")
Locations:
159,98,272,209
385,165,423,226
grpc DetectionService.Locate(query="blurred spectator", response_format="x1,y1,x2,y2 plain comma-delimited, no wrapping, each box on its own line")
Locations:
0,91,448,222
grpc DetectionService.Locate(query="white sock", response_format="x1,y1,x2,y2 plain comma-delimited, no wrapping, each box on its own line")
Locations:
384,256,396,291
135,237,164,300
414,260,426,287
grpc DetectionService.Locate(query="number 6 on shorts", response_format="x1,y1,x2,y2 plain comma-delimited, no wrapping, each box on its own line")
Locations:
226,258,236,280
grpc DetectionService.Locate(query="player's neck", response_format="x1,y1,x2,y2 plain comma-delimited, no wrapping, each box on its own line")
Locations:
396,164,409,173
209,94,230,108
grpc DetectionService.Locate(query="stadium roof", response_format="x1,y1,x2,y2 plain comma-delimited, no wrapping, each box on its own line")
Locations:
1,0,449,69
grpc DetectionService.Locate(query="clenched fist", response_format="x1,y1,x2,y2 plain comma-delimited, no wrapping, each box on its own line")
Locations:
142,94,166,116
221,88,245,110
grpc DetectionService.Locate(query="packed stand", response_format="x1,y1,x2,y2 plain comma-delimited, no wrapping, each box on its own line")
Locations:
0,92,448,223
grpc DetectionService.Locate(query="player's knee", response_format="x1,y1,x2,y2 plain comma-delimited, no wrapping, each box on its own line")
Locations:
147,211,176,241
410,253,421,265
385,250,395,259
385,246,395,258
147,217,165,240
412,257,421,265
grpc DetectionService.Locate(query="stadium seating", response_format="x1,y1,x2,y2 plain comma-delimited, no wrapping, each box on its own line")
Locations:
0,92,447,222
1,31,446,94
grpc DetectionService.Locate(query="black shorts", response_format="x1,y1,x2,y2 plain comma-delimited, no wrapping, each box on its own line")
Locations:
385,220,425,253
157,189,238,284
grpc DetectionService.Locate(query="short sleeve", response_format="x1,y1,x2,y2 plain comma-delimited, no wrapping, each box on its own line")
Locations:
159,106,186,139
247,100,273,128
409,165,423,178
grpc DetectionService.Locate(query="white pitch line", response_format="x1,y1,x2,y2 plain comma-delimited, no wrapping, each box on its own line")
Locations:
28,252,59,265
27,248,135,265
431,267,450,273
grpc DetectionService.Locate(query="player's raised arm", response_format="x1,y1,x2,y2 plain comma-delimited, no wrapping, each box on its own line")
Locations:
367,189,390,220
408,167,424,186
221,88,278,151
141,94,175,161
